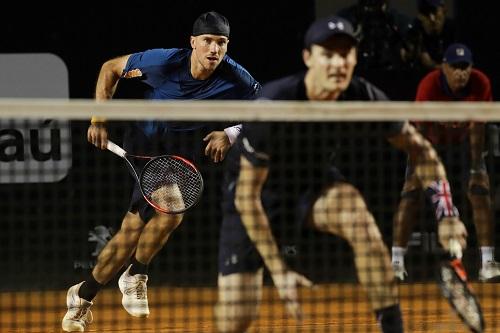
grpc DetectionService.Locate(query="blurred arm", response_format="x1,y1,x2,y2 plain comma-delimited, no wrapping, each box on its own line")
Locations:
387,121,467,250
235,156,287,274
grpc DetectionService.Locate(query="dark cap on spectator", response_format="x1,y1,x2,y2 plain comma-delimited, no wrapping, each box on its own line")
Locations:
418,0,444,8
443,43,473,65
304,16,358,48
192,11,230,37
417,0,444,13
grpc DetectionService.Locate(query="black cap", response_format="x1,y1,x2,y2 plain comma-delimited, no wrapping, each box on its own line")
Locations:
417,0,444,14
192,11,230,38
304,16,358,49
443,43,473,65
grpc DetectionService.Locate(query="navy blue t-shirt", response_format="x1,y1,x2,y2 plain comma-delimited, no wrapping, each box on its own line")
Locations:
223,72,403,216
123,48,260,134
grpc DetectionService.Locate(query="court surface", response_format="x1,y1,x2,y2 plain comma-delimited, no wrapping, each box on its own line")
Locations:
1,282,499,332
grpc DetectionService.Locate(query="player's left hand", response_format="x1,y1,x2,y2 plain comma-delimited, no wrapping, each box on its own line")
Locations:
203,131,231,163
271,269,313,321
438,217,468,253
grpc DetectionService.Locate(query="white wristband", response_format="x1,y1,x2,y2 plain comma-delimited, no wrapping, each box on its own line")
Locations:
224,124,242,145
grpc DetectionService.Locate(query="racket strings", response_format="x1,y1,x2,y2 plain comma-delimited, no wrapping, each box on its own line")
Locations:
141,157,203,212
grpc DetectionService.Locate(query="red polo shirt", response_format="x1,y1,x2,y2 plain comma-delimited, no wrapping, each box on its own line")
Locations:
412,68,492,144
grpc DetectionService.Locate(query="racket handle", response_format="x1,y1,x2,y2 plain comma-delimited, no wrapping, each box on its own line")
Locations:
107,140,126,158
449,238,463,260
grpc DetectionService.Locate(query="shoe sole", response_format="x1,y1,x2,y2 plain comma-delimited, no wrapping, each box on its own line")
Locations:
121,296,150,318
480,275,500,283
62,321,84,332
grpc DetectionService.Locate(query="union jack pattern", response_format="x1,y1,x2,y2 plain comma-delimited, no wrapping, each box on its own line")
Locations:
426,180,460,220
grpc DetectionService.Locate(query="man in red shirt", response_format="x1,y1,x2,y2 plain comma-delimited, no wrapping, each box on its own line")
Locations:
391,43,500,282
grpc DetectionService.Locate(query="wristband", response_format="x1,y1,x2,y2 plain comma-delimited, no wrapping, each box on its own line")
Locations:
224,124,242,145
90,116,106,125
424,180,459,221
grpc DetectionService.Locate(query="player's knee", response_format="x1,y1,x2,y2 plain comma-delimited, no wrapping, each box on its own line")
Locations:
468,184,490,197
154,212,184,232
214,301,258,333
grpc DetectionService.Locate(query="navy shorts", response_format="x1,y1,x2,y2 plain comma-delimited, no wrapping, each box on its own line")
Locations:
218,166,346,275
123,123,208,223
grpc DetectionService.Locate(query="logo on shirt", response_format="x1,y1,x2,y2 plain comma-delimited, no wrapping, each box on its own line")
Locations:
122,68,143,79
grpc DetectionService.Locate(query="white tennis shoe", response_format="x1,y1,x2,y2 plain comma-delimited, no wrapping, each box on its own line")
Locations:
392,261,408,281
62,282,93,332
118,264,150,317
479,260,500,282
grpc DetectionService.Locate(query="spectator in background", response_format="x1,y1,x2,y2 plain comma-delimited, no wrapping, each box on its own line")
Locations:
392,43,500,282
338,0,421,101
405,0,457,71
337,0,412,72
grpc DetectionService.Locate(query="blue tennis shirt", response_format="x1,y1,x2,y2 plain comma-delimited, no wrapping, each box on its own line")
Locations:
123,48,260,134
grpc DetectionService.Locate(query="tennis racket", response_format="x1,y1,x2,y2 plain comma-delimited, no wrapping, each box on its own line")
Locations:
106,140,204,214
438,238,485,333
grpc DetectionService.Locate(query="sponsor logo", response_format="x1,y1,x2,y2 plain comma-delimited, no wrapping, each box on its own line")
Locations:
0,53,70,183
73,225,115,269
0,119,71,183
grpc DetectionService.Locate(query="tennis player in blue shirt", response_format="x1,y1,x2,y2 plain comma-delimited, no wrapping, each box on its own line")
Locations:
62,11,260,332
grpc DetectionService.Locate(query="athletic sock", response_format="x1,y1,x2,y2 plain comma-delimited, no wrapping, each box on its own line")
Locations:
480,246,494,266
129,257,149,275
78,275,104,302
391,246,406,265
375,304,404,333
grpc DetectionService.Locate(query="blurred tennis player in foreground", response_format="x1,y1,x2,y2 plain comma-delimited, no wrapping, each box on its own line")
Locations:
62,11,260,332
215,15,467,333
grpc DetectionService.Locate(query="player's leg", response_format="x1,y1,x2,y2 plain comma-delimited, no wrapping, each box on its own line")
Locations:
468,171,500,281
215,206,266,333
91,212,145,283
134,211,184,264
311,182,403,333
117,126,199,316
62,211,145,332
392,166,422,281
118,209,184,317
215,270,264,333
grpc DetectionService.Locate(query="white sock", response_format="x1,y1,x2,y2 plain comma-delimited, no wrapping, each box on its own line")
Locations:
480,246,494,266
392,246,407,265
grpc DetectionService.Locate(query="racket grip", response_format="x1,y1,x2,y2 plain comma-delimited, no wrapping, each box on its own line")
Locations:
449,238,463,260
107,140,126,158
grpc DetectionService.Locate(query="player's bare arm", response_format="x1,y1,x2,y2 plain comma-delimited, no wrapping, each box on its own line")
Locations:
387,121,467,250
235,156,312,320
95,55,131,100
387,121,446,186
88,55,131,149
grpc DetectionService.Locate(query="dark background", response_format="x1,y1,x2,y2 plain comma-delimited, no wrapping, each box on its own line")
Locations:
1,0,499,290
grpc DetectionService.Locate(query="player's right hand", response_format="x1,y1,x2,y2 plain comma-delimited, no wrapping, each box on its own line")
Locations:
87,123,108,150
438,217,468,253
271,269,313,321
